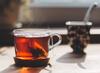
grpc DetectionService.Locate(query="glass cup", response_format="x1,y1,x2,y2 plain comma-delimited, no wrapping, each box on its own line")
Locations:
13,28,62,67
66,21,92,56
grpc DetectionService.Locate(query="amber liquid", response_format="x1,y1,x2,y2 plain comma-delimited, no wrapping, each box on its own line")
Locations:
14,36,49,60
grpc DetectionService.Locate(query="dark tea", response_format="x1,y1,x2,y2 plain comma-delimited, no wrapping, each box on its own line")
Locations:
14,36,49,60
13,29,62,67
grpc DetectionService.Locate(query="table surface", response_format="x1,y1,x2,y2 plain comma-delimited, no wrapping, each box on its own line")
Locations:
0,44,100,73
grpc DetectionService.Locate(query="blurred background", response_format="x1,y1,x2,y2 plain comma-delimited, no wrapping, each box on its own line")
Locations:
0,0,100,46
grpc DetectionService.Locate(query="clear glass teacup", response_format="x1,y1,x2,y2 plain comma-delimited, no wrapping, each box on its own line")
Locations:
13,28,62,67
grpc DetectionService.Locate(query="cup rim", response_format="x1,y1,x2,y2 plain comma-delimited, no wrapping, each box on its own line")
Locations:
13,28,50,38
65,21,92,26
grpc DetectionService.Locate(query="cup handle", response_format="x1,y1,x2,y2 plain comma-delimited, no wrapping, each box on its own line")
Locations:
49,33,62,51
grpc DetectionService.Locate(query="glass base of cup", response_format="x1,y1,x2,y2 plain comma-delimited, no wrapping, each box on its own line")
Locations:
14,57,50,67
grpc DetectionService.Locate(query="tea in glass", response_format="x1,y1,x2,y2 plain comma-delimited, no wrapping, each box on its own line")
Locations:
13,29,62,67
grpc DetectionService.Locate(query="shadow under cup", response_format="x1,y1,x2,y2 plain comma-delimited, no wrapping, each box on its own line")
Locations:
13,29,61,67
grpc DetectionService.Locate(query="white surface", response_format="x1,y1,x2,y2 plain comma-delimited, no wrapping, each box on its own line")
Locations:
49,28,67,35
46,28,100,35
47,28,100,35
90,28,100,34
1,44,100,73
30,0,100,7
